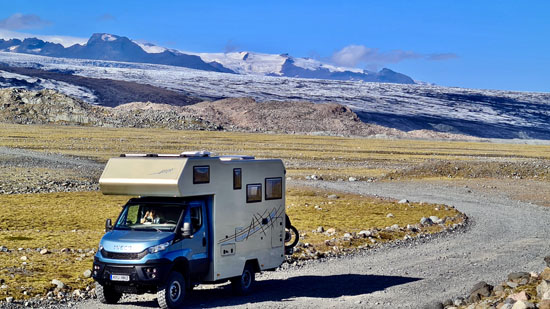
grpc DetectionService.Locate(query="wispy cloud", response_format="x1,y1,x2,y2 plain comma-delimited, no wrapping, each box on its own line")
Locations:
97,13,116,22
0,13,51,30
426,53,459,61
330,44,457,67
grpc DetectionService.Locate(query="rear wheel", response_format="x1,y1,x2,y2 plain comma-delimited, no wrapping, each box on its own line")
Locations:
157,272,186,309
95,282,122,304
285,225,300,249
231,263,255,295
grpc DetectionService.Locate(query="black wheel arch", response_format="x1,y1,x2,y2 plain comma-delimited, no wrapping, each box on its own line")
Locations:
171,257,190,288
245,259,261,273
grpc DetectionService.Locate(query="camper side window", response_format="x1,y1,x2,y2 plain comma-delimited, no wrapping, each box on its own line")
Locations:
193,166,210,184
265,177,283,200
246,184,262,203
233,168,242,190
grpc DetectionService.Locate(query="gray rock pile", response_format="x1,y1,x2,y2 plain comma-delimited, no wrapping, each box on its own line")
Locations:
438,256,550,309
0,88,217,131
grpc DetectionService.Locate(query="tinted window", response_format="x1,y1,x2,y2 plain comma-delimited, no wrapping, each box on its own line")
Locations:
265,177,283,200
190,206,202,234
246,184,262,203
193,166,210,184
233,168,242,190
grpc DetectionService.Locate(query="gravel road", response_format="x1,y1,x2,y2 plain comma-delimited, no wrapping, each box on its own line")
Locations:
0,146,102,194
75,180,550,309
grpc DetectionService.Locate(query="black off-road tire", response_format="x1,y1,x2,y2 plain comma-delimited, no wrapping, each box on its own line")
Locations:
231,263,255,295
95,282,122,304
157,272,186,309
285,225,300,249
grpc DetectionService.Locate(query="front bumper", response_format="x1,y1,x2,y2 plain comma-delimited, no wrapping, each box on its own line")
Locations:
93,257,172,294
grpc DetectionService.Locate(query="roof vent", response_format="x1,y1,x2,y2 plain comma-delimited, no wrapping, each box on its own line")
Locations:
180,151,211,157
120,153,157,157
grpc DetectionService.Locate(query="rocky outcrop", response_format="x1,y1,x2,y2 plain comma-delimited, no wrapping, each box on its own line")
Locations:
0,88,217,130
0,88,477,140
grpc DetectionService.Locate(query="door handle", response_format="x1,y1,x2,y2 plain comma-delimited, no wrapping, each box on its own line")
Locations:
202,237,206,247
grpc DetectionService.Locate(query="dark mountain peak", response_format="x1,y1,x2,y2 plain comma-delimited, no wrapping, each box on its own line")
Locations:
87,33,123,44
377,68,415,84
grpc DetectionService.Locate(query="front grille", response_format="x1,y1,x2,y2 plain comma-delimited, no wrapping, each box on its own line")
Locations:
105,265,136,275
101,249,147,260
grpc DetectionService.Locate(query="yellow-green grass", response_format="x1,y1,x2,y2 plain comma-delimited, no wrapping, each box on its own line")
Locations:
0,192,126,300
286,187,463,255
2,123,550,182
0,188,463,299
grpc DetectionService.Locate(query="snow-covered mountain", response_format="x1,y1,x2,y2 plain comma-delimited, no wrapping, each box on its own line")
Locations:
195,51,414,83
1,51,550,139
0,32,414,84
0,33,232,73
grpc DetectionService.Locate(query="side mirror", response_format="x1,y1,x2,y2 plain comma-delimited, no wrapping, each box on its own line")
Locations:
105,219,113,231
181,222,192,238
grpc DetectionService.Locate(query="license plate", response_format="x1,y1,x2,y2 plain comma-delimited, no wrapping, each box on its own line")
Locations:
110,274,130,282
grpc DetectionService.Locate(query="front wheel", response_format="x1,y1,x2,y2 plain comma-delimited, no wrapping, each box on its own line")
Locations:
157,272,186,309
95,282,122,304
231,264,255,295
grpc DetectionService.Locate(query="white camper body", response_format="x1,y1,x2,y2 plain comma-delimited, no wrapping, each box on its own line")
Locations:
98,152,286,282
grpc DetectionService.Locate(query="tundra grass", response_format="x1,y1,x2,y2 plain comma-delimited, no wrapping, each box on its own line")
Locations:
2,123,550,181
286,187,463,255
0,188,462,300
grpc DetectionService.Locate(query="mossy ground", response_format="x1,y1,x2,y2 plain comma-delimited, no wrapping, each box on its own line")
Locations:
2,123,550,182
286,187,463,254
0,192,127,300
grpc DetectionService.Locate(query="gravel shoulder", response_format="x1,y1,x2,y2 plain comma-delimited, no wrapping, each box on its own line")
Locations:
0,146,103,194
73,179,550,309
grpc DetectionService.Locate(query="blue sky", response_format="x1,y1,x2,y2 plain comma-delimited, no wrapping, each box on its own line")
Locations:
0,0,549,92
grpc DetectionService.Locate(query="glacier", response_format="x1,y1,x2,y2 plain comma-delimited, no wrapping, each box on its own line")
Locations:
0,51,549,139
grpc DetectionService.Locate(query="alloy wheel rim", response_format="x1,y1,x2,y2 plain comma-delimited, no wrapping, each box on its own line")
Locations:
169,281,181,301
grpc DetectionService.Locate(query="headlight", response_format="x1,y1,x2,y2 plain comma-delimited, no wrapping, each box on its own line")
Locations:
147,241,172,254
98,244,104,252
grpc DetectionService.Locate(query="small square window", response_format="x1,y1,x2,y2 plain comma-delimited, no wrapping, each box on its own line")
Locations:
265,177,282,200
193,166,210,184
246,184,262,203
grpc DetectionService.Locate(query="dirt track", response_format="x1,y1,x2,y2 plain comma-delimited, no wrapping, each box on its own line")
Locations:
75,179,550,309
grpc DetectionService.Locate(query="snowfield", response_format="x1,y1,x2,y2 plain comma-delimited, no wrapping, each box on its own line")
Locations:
1,51,550,139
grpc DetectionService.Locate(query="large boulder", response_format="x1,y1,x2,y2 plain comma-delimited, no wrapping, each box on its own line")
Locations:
468,281,493,303
537,280,550,299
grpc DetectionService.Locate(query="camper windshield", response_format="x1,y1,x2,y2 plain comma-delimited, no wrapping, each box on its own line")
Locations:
115,203,184,232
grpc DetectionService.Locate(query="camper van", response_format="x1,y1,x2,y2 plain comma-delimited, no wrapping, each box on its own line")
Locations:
92,151,299,308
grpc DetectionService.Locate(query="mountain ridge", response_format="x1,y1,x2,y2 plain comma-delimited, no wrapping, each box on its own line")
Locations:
0,32,414,84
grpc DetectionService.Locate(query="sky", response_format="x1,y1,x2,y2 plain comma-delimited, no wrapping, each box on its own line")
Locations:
0,0,549,92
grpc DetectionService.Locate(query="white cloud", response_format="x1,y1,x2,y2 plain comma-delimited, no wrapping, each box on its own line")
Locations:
0,29,87,47
331,44,457,68
0,13,51,30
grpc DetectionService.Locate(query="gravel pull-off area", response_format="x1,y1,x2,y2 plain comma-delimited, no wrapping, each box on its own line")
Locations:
72,180,550,309
0,146,103,194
